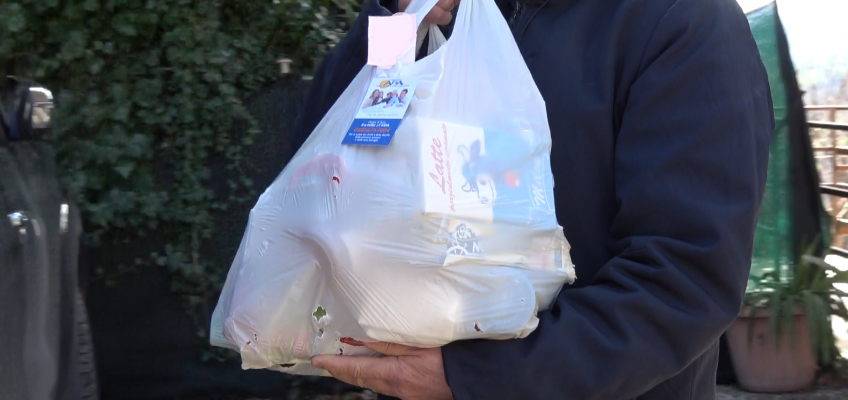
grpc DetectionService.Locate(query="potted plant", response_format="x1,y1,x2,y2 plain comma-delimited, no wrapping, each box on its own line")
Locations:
726,250,848,393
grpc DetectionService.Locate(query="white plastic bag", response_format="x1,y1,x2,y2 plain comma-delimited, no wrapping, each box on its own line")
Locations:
210,0,575,376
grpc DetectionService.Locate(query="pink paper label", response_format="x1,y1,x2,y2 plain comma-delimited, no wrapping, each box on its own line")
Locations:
368,13,417,68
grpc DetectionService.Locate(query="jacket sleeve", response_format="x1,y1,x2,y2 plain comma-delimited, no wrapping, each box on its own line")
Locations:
289,0,396,160
441,1,773,399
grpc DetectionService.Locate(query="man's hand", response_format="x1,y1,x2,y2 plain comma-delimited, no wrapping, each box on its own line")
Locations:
399,0,458,26
312,342,454,400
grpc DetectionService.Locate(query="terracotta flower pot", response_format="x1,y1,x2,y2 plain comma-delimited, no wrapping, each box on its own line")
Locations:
725,307,817,393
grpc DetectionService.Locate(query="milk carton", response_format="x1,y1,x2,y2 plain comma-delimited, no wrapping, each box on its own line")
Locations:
418,119,557,228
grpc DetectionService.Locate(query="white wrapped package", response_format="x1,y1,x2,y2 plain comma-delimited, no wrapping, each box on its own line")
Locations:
210,0,576,376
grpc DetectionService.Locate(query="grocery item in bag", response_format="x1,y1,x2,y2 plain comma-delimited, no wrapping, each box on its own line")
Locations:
210,0,575,376
418,119,557,226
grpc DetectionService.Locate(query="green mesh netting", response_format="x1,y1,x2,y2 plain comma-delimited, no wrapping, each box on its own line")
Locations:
747,2,832,281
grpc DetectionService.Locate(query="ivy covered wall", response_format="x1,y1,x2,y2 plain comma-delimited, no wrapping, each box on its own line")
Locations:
0,0,362,359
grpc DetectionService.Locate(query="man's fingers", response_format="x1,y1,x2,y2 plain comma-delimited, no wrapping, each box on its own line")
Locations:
312,355,400,396
423,7,452,26
364,341,420,356
397,0,457,25
422,0,457,26
435,0,458,13
312,354,394,380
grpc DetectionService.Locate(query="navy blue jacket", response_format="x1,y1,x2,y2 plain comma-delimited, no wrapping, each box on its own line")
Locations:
291,0,774,398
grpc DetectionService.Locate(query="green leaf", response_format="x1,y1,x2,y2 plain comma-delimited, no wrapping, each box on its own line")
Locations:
2,6,26,33
219,83,236,96
89,59,105,75
112,19,137,37
61,30,88,60
83,0,99,11
114,162,135,178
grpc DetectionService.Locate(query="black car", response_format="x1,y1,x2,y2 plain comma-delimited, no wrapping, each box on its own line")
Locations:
1,76,98,400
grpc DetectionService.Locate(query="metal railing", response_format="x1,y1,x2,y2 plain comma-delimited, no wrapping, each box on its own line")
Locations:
808,105,848,253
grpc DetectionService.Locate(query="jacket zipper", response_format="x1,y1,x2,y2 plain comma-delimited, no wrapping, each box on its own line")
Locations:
509,0,524,27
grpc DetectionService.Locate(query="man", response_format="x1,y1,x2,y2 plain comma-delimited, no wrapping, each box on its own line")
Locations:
291,0,773,398
397,88,409,106
381,90,399,107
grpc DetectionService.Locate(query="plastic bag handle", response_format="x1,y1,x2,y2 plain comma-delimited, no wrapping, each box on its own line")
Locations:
403,0,441,26
415,23,448,56
404,0,447,55
371,0,440,73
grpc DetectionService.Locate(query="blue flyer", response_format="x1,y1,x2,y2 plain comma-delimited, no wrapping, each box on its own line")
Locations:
343,78,417,146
